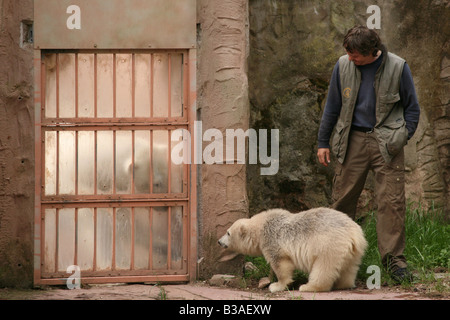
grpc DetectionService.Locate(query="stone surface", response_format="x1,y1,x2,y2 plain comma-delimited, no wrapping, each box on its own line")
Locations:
258,277,271,289
208,274,238,287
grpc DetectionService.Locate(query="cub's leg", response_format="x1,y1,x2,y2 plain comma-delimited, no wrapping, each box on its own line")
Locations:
268,257,296,293
299,258,339,292
333,260,359,290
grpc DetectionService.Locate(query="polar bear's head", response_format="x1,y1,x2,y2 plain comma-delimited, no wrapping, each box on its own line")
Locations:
218,219,262,256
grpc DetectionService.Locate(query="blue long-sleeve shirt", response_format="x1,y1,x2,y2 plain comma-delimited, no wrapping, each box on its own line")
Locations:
318,53,420,149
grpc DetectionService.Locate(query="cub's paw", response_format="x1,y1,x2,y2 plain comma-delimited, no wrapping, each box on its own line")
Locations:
269,282,286,293
299,284,316,292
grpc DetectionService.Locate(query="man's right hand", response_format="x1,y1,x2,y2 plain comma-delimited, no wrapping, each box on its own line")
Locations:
317,148,331,167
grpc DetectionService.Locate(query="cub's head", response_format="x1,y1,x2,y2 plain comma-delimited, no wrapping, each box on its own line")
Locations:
218,219,244,250
218,219,261,256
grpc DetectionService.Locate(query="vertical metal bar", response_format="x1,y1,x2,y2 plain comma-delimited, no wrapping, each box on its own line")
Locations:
183,52,188,119
56,53,59,119
149,206,153,270
75,130,78,195
132,53,135,118
113,130,116,195
113,53,116,119
112,207,116,270
56,131,59,195
167,206,172,270
94,130,98,195
39,208,45,276
150,53,155,119
150,53,154,118
75,53,79,118
131,131,135,194
182,204,188,272
131,207,135,270
40,55,46,122
93,207,97,271
94,53,98,118
74,208,78,266
149,130,153,194
55,208,59,272
168,53,172,119
168,130,172,193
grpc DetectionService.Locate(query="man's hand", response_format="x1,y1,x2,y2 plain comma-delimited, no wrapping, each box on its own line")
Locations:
317,148,331,167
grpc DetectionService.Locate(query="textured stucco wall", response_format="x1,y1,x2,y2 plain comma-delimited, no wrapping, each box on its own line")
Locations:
0,0,34,287
196,0,250,278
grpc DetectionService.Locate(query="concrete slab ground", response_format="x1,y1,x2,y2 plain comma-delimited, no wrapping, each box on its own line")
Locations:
2,282,446,320
0,281,446,301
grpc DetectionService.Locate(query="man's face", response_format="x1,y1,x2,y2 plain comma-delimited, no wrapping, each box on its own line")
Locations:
347,50,376,66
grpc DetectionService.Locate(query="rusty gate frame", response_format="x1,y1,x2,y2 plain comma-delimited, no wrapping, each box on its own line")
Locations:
33,49,198,286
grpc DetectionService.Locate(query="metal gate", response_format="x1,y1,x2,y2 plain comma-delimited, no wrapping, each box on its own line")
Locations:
34,50,196,285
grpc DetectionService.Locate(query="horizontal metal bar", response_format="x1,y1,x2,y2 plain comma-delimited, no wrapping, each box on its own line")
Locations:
41,121,189,129
41,199,189,208
42,196,188,204
37,274,189,286
42,49,189,55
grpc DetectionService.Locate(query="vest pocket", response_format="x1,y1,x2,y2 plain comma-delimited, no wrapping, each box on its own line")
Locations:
378,93,400,114
380,120,409,157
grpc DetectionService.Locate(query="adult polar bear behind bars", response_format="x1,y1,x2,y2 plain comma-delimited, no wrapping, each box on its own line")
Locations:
218,208,367,292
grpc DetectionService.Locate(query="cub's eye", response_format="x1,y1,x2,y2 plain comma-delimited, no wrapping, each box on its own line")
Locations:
227,231,230,236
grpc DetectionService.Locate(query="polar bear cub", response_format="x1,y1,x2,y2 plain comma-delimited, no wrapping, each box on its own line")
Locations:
218,208,367,292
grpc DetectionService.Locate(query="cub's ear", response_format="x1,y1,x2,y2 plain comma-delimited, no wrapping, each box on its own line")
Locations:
239,223,247,238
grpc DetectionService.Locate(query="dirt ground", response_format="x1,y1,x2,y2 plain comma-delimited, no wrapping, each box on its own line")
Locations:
0,276,448,301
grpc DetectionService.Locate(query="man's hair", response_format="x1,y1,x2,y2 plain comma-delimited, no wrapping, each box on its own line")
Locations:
343,25,383,57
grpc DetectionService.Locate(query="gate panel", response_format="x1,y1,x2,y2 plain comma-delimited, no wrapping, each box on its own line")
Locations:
36,51,192,285
41,204,188,279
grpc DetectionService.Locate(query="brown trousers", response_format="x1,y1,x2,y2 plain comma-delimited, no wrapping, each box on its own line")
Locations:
332,130,407,270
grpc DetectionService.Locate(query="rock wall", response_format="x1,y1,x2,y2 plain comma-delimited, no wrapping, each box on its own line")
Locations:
248,0,450,217
0,0,34,287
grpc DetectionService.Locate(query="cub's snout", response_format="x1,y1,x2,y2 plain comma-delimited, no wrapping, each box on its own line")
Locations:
218,239,228,248
218,231,230,248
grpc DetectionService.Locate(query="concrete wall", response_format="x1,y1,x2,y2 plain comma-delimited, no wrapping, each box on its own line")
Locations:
196,0,249,278
0,0,34,287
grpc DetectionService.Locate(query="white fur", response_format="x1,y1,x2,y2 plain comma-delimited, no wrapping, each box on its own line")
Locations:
218,208,368,292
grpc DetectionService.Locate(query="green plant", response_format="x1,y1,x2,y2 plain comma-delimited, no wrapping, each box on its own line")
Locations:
358,203,449,290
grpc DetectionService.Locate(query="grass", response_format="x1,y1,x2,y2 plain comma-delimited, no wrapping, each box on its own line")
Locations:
245,203,449,293
359,203,449,286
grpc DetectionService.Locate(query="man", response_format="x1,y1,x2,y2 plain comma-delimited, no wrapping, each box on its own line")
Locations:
317,26,420,283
